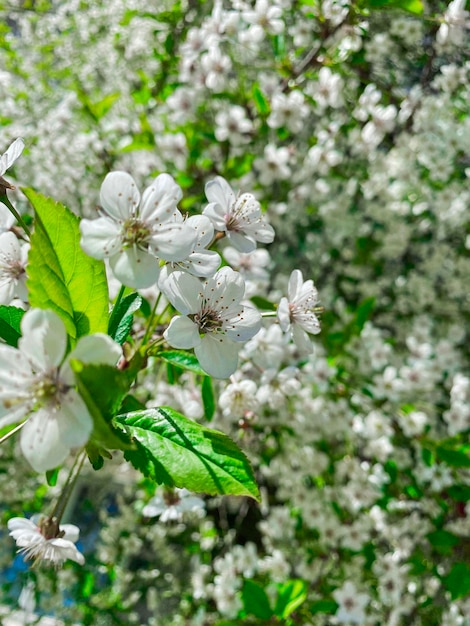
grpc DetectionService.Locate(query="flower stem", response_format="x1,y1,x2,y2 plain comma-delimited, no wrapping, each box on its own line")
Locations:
50,449,87,525
141,291,163,347
0,193,31,237
0,421,25,445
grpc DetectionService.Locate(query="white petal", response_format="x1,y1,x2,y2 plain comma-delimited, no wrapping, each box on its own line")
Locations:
202,202,227,231
195,335,239,378
164,315,200,349
140,173,183,222
148,222,197,261
226,231,257,253
48,537,85,565
187,214,214,248
61,333,122,385
100,171,140,221
277,297,291,331
20,408,70,472
288,269,304,302
19,309,67,370
57,391,92,447
184,250,221,277
0,202,16,231
161,271,202,314
204,176,235,211
60,524,80,543
109,247,160,288
80,217,122,259
292,325,313,354
223,305,261,342
0,138,24,176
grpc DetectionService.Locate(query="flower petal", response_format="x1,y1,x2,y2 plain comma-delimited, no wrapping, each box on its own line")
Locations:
164,315,200,349
80,217,122,259
140,173,183,222
20,408,70,472
148,222,197,261
19,309,67,370
161,271,202,314
0,138,24,176
204,176,235,211
195,335,240,378
61,333,122,385
100,171,140,221
109,247,160,288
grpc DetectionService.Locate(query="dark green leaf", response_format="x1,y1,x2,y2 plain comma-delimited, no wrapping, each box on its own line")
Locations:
310,600,338,614
442,563,470,600
436,446,470,468
202,376,215,421
108,293,142,344
116,407,260,499
46,468,59,486
427,530,460,555
0,305,25,347
23,188,109,342
242,580,272,620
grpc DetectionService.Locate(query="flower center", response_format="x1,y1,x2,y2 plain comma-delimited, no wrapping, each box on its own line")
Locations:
192,307,222,335
31,369,68,410
121,218,151,247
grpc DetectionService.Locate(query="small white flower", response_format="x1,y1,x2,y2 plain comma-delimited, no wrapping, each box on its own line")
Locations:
277,269,321,353
163,267,261,378
333,581,370,624
80,171,197,288
203,176,275,253
0,231,29,305
8,514,85,567
0,309,122,472
143,488,205,522
0,138,24,190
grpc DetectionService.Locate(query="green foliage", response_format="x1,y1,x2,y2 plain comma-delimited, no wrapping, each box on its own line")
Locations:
358,0,424,14
108,293,142,344
24,188,108,343
274,579,308,619
201,375,215,421
156,349,207,375
71,361,134,453
0,305,25,347
241,579,273,620
117,406,260,499
442,562,470,600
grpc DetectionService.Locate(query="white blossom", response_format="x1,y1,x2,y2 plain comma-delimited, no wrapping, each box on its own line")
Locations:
163,267,261,378
80,171,197,288
0,308,122,471
203,176,274,252
8,514,85,567
277,269,321,353
0,231,29,305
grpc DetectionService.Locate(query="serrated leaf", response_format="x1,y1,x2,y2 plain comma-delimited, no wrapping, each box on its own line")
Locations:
71,361,134,451
116,407,259,499
108,293,142,344
202,376,215,421
157,350,206,375
0,305,25,346
275,580,307,619
242,580,272,620
23,188,109,342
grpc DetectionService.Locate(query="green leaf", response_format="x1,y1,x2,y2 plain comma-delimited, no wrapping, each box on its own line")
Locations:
156,349,206,376
442,562,470,600
46,468,59,487
108,293,142,344
310,599,338,615
202,376,215,421
436,446,470,468
242,580,272,620
252,84,269,116
23,188,109,342
427,530,460,555
71,361,134,451
360,0,423,14
0,305,25,347
116,407,260,499
274,580,307,619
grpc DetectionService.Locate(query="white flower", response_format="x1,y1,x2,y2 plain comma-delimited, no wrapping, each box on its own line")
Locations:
203,176,275,253
0,309,122,472
0,231,29,305
277,269,321,353
142,488,205,522
333,581,370,624
80,171,197,288
158,214,221,283
0,137,24,190
437,0,470,46
8,514,84,567
163,267,261,378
